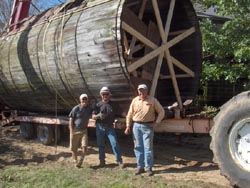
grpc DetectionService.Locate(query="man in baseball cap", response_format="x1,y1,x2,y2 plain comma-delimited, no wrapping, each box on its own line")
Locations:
99,86,111,95
92,86,124,168
69,93,92,168
125,84,165,176
80,93,88,100
137,84,148,90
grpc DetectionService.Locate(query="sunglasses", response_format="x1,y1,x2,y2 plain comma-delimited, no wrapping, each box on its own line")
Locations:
81,98,88,100
102,93,109,97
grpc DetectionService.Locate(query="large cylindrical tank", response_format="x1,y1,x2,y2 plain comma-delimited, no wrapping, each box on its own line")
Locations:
0,0,202,115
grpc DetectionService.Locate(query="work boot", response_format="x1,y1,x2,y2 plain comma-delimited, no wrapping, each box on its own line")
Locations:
98,161,105,167
134,168,145,175
117,161,125,169
71,159,78,168
76,157,84,168
145,169,154,176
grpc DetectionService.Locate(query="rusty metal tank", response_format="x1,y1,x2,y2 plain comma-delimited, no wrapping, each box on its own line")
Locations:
0,0,202,115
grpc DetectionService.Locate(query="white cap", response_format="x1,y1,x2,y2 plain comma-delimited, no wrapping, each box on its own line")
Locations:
79,94,88,100
138,84,148,90
100,86,111,95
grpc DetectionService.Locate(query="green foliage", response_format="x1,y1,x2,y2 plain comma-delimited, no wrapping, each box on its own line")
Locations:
194,0,250,88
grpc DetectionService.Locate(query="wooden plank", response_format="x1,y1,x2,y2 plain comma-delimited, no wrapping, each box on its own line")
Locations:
167,27,195,48
165,0,176,37
123,31,129,56
172,56,195,77
121,22,156,51
122,22,194,78
127,0,147,59
122,6,147,39
160,74,192,79
127,43,169,72
142,21,160,80
152,0,183,109
150,52,164,96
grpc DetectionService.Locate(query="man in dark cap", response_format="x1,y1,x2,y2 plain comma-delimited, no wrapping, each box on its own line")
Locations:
92,86,124,168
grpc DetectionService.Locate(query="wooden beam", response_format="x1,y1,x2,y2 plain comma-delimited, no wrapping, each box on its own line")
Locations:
122,22,156,49
127,0,147,59
152,0,183,109
127,43,169,72
169,29,189,36
165,0,176,37
122,22,195,78
160,74,192,79
150,52,164,96
127,44,145,60
167,27,195,48
122,6,147,39
149,0,175,96
172,56,195,77
123,31,129,56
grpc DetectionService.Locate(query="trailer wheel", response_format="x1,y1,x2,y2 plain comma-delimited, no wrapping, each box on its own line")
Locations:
210,91,250,188
37,124,53,145
20,122,34,139
54,125,61,144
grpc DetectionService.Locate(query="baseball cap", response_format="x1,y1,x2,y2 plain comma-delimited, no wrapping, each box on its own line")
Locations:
79,94,88,100
100,86,111,95
137,84,148,90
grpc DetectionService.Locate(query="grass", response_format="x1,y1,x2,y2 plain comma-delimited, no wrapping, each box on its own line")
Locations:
0,163,227,188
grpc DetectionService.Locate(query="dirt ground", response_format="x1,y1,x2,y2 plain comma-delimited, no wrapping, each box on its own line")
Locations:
0,125,231,187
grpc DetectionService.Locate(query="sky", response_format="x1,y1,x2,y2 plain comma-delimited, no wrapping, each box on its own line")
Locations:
39,0,67,10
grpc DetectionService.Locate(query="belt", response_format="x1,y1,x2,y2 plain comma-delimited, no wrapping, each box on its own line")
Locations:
133,121,154,124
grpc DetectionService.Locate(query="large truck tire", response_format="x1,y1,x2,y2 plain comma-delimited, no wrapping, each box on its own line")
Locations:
210,91,250,188
37,124,53,145
20,122,34,139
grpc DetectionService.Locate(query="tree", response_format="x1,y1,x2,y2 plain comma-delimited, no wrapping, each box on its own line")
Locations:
194,0,250,89
0,0,66,32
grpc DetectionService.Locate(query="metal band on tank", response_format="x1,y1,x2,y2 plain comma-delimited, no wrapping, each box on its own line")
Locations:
42,20,71,108
58,10,78,104
74,2,97,102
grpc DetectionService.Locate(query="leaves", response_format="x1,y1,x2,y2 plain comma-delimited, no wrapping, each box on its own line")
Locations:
197,0,250,88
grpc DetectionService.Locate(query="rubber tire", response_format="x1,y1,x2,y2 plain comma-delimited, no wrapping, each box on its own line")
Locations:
54,125,61,144
37,124,53,145
210,91,250,188
20,122,34,139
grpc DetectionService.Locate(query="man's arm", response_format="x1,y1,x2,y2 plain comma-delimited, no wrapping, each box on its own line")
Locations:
124,99,135,135
69,117,74,134
154,99,165,123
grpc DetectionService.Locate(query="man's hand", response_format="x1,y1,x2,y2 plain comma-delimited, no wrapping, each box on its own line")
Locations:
149,122,158,129
113,119,118,128
92,114,97,120
124,127,131,135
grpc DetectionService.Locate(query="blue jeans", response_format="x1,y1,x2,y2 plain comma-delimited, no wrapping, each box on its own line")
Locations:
96,123,122,163
133,122,154,170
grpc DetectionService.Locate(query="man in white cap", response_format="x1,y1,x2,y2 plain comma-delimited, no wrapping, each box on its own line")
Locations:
92,86,124,168
69,93,92,168
125,84,165,176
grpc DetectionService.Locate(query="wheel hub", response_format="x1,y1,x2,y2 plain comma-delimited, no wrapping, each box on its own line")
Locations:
229,118,250,171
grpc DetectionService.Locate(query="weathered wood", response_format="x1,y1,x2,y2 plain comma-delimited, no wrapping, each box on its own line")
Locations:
0,0,202,115
152,0,183,109
127,43,169,73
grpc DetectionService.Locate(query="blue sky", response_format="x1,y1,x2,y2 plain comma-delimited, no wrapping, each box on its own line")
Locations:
41,0,67,10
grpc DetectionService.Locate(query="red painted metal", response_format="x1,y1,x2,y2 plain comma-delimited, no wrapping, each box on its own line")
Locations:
8,0,31,30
